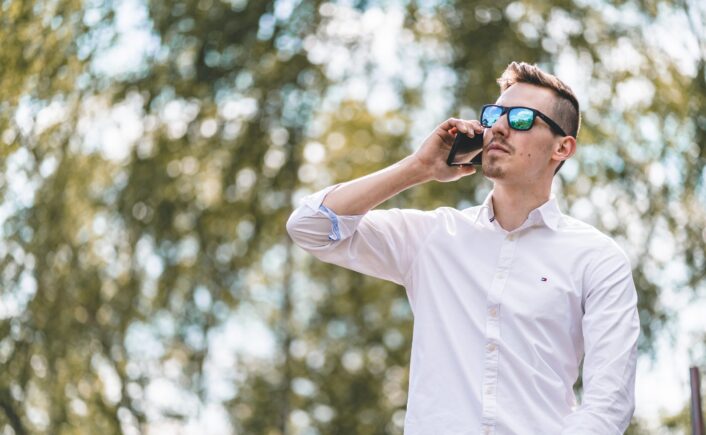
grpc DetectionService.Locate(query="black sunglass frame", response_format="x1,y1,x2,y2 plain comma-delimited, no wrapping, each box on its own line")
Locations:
481,104,569,137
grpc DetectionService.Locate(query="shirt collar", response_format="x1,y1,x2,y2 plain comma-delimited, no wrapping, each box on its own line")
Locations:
533,195,562,231
475,191,495,225
474,190,562,231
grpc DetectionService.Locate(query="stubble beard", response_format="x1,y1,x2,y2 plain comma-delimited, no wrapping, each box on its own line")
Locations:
482,158,505,179
483,139,513,179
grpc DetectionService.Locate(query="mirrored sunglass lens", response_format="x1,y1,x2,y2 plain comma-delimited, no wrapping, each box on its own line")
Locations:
509,108,534,130
482,106,502,127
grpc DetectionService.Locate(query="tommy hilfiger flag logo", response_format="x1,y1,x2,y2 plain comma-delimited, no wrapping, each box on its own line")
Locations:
541,277,548,282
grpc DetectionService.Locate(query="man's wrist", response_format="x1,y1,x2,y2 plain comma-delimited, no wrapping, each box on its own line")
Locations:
400,155,434,186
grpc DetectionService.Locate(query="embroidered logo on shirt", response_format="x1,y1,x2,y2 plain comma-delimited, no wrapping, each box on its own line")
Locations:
541,277,548,282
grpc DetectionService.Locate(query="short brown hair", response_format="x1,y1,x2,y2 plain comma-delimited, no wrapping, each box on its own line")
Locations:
497,62,580,173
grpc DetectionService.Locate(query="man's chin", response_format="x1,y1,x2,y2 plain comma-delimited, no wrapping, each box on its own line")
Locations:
482,162,505,179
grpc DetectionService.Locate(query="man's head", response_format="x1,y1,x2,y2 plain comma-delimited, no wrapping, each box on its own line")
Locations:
482,62,580,183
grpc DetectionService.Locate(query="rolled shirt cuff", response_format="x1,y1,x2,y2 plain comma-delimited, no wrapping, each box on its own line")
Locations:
300,184,366,242
318,204,342,241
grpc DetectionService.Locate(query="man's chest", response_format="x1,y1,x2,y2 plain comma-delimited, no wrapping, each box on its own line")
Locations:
409,226,589,333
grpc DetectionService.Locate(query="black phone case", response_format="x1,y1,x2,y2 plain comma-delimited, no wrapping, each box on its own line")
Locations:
446,132,483,166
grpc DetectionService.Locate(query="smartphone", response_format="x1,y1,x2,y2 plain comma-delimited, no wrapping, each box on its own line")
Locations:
446,130,484,166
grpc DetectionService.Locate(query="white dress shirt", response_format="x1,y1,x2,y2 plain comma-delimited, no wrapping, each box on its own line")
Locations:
286,184,640,435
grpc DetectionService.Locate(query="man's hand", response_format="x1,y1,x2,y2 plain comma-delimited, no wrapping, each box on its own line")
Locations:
413,118,484,182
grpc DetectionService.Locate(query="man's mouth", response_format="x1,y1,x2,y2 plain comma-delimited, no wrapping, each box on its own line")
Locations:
486,142,510,154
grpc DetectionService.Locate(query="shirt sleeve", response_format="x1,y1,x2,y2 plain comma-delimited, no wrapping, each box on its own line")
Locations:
560,242,640,434
285,184,439,288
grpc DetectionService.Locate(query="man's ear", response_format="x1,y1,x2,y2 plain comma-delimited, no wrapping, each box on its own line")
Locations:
553,136,576,164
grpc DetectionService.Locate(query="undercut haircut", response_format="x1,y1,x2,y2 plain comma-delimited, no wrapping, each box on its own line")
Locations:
497,62,581,173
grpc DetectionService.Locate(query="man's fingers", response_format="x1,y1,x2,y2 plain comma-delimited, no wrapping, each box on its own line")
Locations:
435,118,485,149
469,120,484,135
440,118,483,136
437,127,455,144
460,120,484,137
441,118,467,134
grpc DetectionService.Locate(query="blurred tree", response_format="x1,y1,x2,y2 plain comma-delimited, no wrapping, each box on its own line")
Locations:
0,0,704,434
0,0,123,433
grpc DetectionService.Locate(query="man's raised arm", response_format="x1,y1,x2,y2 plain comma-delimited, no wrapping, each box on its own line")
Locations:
285,118,481,286
321,118,481,215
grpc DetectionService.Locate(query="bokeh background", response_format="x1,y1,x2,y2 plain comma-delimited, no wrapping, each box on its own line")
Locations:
0,0,705,433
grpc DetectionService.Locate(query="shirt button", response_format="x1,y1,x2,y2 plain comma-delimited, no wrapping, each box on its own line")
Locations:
484,427,491,435
508,233,517,241
487,343,496,351
496,272,506,280
485,386,493,394
488,307,497,317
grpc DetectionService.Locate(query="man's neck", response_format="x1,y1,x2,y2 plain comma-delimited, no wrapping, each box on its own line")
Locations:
490,182,552,232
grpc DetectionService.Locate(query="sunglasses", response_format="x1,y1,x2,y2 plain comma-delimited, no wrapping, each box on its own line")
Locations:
480,104,568,137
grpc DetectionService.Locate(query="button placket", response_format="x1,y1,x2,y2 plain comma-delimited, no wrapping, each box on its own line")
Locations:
481,234,518,429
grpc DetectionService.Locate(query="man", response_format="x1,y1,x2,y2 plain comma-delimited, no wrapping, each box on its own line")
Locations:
286,62,639,434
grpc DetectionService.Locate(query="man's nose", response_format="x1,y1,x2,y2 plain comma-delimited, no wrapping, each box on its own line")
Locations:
489,113,510,137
